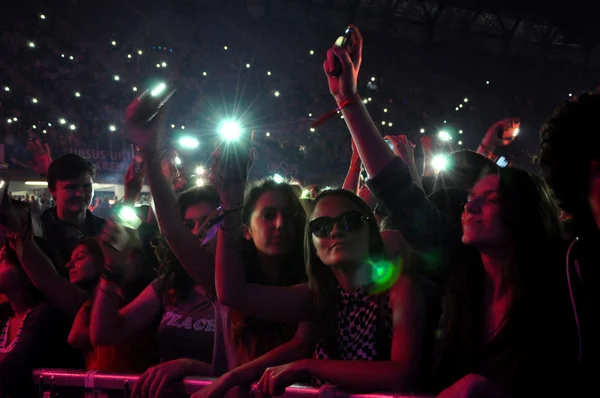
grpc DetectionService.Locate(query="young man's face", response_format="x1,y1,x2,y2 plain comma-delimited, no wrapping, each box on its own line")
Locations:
51,172,94,215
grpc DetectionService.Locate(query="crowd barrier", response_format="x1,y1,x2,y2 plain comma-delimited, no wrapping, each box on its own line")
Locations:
33,369,432,398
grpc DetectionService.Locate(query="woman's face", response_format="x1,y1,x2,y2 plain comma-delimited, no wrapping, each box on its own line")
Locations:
66,244,99,285
461,174,507,248
0,246,25,293
310,195,370,268
183,201,217,238
244,190,298,257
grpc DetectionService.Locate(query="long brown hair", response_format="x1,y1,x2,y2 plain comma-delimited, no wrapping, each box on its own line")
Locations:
304,189,385,354
435,167,563,387
230,179,308,361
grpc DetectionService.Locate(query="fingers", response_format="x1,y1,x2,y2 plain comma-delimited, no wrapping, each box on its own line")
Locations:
148,372,164,398
332,45,353,73
348,24,363,67
257,369,270,396
131,370,149,398
325,48,336,75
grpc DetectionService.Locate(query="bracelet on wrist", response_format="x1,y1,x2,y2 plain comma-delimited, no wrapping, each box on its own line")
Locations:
310,92,360,128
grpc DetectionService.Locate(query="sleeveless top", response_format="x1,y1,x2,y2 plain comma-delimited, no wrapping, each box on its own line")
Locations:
313,285,393,362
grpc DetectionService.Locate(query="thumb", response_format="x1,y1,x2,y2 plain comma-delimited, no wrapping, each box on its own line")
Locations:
332,45,353,72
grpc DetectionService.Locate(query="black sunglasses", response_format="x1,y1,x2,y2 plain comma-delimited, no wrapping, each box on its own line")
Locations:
309,211,368,238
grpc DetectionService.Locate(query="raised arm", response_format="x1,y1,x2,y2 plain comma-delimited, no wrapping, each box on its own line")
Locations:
68,300,93,350
323,27,452,252
125,98,217,297
90,279,161,345
142,146,217,297
90,223,162,345
342,141,361,192
17,236,87,316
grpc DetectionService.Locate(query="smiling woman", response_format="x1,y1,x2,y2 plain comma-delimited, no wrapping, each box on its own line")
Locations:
434,166,568,396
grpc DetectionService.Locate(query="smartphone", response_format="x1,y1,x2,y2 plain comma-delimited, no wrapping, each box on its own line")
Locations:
127,83,176,125
107,205,142,251
384,138,394,150
496,156,509,168
330,27,354,78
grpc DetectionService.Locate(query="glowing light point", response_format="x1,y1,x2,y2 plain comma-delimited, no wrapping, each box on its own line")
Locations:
109,125,116,132
310,128,315,132
59,118,66,125
439,131,452,141
246,63,250,68
178,136,200,149
195,166,205,175
371,77,376,81
32,98,38,103
150,83,166,97
388,122,393,127
111,40,116,46
273,174,284,184
196,178,205,187
310,50,315,55
223,46,228,50
266,132,271,137
274,91,280,97
4,87,9,92
218,120,242,141
174,156,182,165
459,130,463,134
203,72,207,76
40,14,46,19
138,50,143,55
69,124,76,130
420,128,425,133
161,62,167,67
464,98,468,102
383,108,388,113
127,54,132,59
458,141,463,145
28,41,35,48
114,75,120,81
432,154,449,171
75,92,81,97
132,86,138,92
267,71,272,76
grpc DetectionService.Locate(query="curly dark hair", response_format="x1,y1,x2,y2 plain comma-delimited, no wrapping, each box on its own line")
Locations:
539,91,600,225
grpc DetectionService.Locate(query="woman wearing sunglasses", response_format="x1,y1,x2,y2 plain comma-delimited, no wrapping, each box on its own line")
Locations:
214,188,426,395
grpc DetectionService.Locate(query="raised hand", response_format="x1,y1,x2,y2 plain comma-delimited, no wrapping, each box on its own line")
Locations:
124,157,146,203
322,24,363,104
385,135,417,167
124,86,175,150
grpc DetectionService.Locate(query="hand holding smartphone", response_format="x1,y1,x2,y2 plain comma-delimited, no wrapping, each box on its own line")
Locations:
329,27,354,77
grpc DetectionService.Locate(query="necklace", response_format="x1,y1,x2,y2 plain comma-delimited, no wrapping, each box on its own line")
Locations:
0,308,33,353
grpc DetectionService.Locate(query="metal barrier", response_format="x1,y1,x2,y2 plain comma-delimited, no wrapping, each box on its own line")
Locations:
33,369,432,397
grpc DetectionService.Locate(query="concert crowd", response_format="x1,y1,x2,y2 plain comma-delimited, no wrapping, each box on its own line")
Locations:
0,4,598,398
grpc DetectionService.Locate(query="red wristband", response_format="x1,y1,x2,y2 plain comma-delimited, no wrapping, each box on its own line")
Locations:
310,93,360,128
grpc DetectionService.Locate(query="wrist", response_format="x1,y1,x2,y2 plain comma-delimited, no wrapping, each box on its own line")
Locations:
295,359,312,378
335,91,360,107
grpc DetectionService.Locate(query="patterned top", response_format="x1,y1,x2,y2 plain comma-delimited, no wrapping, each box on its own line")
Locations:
0,309,32,354
313,285,393,362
